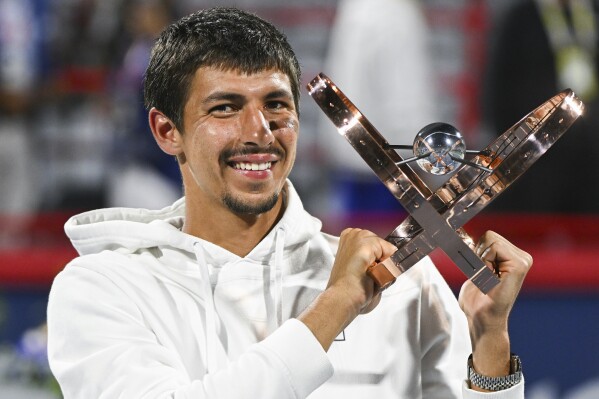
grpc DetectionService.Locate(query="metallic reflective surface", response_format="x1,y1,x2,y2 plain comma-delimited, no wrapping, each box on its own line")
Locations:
308,72,584,293
413,122,466,175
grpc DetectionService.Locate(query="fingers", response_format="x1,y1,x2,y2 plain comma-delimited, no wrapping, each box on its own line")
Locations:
339,228,397,265
474,231,533,277
460,231,533,332
331,228,395,314
361,290,382,314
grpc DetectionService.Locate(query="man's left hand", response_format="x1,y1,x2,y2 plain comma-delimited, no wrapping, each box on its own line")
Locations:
458,230,532,385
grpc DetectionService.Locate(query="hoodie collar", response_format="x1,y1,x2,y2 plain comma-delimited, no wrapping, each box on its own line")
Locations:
65,180,322,261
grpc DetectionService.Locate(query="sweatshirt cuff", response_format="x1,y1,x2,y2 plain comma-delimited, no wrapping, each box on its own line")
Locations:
260,318,334,398
462,377,525,398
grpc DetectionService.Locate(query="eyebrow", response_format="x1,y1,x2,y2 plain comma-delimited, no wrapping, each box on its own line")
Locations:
264,89,294,101
202,92,245,105
202,89,294,105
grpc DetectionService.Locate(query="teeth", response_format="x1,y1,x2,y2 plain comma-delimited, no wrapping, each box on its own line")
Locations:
233,162,272,171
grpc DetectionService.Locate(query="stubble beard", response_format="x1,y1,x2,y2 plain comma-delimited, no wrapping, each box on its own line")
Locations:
222,189,280,215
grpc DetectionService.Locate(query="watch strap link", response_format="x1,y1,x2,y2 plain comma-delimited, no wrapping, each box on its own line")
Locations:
467,354,522,391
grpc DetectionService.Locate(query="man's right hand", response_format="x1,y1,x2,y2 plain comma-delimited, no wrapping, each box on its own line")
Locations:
298,228,397,351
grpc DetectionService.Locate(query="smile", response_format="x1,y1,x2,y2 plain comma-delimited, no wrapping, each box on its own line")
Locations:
232,161,272,171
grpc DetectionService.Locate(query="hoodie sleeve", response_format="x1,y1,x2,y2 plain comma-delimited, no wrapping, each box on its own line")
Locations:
462,380,525,399
417,263,524,399
47,263,333,399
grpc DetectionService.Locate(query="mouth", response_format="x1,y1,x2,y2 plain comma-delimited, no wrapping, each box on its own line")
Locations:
231,161,273,171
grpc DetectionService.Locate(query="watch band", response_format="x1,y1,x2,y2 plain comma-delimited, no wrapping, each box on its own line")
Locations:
467,354,522,391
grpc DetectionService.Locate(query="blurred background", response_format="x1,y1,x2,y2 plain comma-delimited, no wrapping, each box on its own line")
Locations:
0,0,598,397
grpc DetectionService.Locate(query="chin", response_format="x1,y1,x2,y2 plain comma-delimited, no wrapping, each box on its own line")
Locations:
223,191,279,215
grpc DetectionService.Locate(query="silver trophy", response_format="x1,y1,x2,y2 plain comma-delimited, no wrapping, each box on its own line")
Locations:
308,73,584,293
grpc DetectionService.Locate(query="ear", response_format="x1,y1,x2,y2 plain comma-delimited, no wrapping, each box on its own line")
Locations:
148,107,184,156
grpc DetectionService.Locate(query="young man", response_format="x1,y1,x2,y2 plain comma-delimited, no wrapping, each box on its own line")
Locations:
47,7,531,398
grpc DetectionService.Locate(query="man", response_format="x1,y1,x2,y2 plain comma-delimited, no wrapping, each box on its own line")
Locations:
47,7,531,398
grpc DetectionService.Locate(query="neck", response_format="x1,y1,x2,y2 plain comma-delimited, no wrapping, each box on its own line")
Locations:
183,183,287,258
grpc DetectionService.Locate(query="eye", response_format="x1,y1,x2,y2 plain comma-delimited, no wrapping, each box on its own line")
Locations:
209,104,237,116
265,100,290,112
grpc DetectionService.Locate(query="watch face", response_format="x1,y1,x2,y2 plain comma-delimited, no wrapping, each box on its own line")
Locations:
510,355,522,373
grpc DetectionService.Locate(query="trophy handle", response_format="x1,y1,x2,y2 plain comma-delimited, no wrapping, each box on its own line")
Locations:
367,258,402,291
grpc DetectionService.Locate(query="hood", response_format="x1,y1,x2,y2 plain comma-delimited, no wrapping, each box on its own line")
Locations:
64,180,322,261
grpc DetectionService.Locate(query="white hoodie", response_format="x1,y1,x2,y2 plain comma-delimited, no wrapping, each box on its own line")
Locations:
47,181,524,398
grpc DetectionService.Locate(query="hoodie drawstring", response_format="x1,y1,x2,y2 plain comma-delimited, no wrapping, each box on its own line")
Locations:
194,227,285,371
273,226,286,329
193,242,227,374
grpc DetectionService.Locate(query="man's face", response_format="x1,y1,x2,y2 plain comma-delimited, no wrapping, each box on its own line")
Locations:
178,66,299,215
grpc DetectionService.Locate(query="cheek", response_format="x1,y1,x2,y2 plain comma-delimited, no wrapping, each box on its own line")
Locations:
282,117,299,131
182,140,222,188
279,130,297,149
276,118,299,148
187,124,232,162
278,133,297,170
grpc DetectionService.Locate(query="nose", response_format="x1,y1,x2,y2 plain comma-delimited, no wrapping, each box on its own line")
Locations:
241,107,274,147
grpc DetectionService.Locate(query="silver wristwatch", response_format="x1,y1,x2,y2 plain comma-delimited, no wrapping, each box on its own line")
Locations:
467,354,522,391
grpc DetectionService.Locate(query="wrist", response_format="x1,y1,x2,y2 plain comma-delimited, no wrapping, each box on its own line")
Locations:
469,329,511,391
326,280,368,317
467,315,508,341
298,286,361,351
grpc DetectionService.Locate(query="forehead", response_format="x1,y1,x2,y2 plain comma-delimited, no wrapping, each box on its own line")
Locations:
189,66,294,99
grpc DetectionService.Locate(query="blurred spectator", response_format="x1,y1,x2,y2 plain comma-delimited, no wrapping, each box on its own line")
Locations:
317,0,440,216
32,0,126,211
107,0,182,208
0,0,44,214
482,0,599,213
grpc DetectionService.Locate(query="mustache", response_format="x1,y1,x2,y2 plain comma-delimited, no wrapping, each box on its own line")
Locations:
220,146,285,162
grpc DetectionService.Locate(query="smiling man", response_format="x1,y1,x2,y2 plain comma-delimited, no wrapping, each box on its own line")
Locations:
47,7,530,398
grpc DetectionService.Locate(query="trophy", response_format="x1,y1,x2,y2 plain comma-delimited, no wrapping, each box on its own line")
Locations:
308,73,584,293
